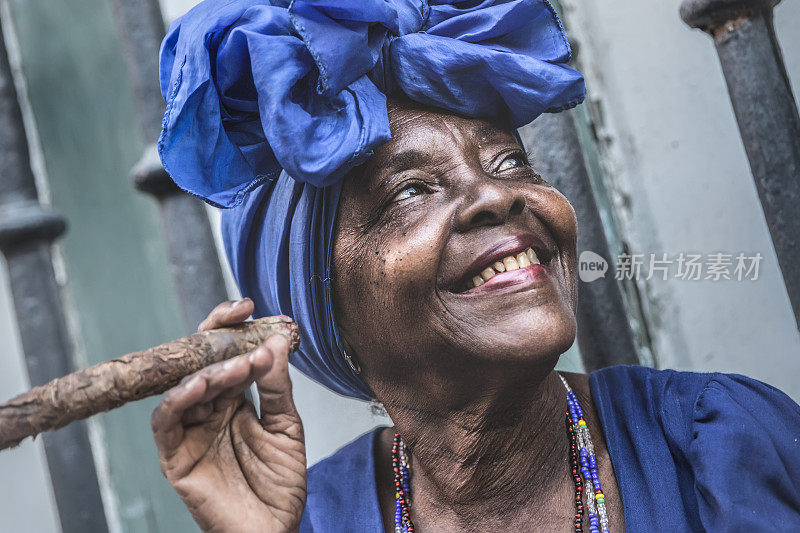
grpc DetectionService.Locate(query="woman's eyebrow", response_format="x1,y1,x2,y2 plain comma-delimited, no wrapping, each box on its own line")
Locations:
371,148,432,191
385,149,431,173
470,123,509,143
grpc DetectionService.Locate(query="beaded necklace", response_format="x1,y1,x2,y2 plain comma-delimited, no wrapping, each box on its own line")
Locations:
391,374,612,533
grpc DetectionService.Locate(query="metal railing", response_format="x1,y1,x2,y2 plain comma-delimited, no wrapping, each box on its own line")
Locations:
0,16,108,533
682,0,800,329
110,0,229,333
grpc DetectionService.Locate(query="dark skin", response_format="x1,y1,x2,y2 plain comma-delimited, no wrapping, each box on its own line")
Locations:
152,100,624,532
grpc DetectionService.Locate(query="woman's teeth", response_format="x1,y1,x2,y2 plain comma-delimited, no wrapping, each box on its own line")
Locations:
470,248,540,288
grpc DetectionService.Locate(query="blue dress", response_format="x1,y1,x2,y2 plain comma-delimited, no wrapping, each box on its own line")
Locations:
299,366,800,532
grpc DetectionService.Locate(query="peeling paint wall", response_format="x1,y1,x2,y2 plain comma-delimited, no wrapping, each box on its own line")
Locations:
560,0,800,398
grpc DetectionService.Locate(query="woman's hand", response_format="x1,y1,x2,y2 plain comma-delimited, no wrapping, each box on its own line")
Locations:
151,299,307,533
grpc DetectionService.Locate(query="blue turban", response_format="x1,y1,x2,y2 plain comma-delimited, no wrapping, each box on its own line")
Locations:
158,0,585,400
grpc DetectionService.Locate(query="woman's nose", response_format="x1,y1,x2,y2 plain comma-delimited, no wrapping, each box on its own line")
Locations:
453,177,526,232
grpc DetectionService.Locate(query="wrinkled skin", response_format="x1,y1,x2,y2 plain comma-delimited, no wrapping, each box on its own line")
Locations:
333,101,578,403
151,299,306,533
153,100,624,532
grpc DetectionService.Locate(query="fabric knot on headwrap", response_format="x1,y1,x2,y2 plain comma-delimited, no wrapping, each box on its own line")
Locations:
158,0,585,400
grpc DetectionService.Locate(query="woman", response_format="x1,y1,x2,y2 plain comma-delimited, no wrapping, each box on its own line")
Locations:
152,0,800,531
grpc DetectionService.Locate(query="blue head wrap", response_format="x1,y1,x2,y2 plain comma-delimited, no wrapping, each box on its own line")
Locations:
158,0,585,400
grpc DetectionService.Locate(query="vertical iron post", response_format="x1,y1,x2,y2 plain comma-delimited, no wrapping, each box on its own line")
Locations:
110,0,229,332
520,111,640,370
681,0,800,328
0,18,108,533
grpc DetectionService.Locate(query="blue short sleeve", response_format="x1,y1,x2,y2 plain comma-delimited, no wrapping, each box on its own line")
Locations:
690,374,800,530
300,428,385,532
591,365,800,531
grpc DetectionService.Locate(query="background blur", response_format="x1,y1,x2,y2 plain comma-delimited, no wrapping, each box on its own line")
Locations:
0,0,798,531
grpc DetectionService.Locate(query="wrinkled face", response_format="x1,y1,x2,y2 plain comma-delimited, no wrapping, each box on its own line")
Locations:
332,101,578,400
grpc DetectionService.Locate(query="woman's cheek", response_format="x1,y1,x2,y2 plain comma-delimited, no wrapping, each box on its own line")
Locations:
549,193,578,247
372,225,447,310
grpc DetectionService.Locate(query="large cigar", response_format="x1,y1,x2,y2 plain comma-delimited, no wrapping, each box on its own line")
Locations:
0,316,299,451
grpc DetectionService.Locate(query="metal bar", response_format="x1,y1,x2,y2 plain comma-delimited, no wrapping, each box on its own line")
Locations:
110,0,229,332
520,111,641,370
681,0,800,329
0,18,108,533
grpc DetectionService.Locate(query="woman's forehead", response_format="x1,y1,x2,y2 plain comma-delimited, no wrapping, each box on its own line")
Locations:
387,99,512,139
374,104,519,167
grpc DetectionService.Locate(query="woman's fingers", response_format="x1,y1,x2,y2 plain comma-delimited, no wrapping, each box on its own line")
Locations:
255,335,303,439
151,346,275,455
197,298,254,332
188,347,275,412
151,374,207,454
181,401,214,426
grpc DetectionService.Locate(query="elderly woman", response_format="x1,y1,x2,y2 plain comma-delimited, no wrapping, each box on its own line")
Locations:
151,0,800,531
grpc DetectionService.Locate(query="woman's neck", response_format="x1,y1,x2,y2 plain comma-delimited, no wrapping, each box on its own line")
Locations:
378,369,575,527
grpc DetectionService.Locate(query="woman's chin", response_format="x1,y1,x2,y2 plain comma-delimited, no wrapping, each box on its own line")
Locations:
462,307,577,367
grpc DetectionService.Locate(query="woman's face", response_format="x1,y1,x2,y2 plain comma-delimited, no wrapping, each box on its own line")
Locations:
332,101,578,400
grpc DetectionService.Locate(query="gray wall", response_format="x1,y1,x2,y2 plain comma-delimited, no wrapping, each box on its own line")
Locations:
561,0,800,397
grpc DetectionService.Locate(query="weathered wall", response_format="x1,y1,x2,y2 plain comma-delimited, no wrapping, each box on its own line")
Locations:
560,0,800,398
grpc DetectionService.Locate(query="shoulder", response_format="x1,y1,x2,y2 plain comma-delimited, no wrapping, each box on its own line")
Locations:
300,427,386,533
590,365,718,411
590,364,800,438
589,364,800,457
307,427,380,482
591,365,800,530
687,372,800,528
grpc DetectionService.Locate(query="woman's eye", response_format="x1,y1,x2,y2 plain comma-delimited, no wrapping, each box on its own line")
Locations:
393,184,423,202
497,155,525,172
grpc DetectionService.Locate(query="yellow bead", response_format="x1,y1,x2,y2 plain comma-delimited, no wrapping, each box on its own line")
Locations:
578,419,587,427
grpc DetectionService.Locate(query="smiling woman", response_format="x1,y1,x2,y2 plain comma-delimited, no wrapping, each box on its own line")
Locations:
150,0,800,532
332,102,579,406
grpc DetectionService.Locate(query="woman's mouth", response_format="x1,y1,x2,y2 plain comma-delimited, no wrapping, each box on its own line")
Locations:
459,248,551,296
448,233,556,295
470,247,542,288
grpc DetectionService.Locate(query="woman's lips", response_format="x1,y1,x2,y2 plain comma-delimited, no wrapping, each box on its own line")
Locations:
448,233,554,293
462,263,550,296
470,247,541,289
